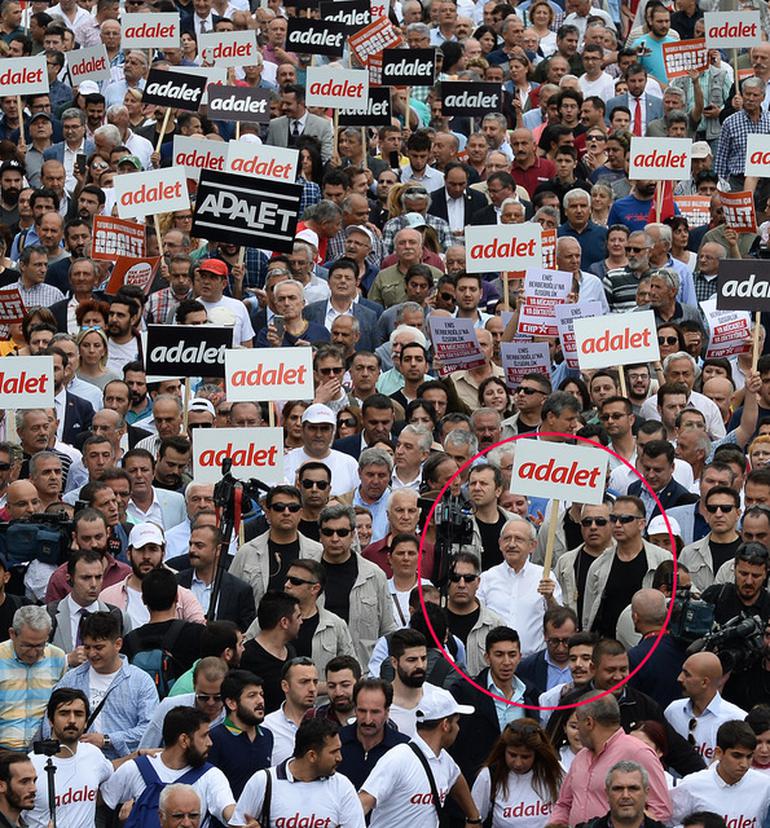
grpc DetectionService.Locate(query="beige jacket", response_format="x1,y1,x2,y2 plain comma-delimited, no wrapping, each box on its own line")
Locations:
554,542,615,613
464,602,507,676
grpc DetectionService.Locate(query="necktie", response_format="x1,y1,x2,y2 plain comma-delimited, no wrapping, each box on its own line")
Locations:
633,98,642,137
292,120,300,137
75,608,90,647
200,19,207,32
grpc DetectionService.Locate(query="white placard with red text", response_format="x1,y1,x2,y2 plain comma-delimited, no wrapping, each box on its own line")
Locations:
704,11,761,49
517,268,572,337
172,135,228,180
226,141,299,183
555,301,603,369
0,356,54,408
68,45,110,84
464,223,542,273
114,167,189,221
199,30,260,67
573,310,660,370
510,439,608,504
500,341,550,390
428,316,486,376
745,134,770,176
629,137,692,181
0,56,48,95
193,427,284,484
225,347,314,402
701,297,752,360
306,66,368,111
121,13,180,48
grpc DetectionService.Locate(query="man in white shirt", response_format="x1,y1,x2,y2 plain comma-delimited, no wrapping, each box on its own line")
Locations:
262,658,320,766
387,628,444,738
478,516,562,656
194,259,254,347
48,0,91,31
106,295,141,375
665,652,747,763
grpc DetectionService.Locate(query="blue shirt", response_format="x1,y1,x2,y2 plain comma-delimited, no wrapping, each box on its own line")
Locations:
630,32,679,82
353,487,390,543
208,717,273,799
607,194,680,233
558,221,608,270
487,671,526,730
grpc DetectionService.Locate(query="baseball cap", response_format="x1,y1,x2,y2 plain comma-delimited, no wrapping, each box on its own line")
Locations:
691,141,712,159
198,258,229,278
296,228,319,249
0,159,23,175
415,688,474,721
128,522,165,549
117,155,142,171
647,515,681,537
402,212,427,229
301,403,336,426
345,224,374,245
78,80,100,96
188,397,216,416
29,112,52,124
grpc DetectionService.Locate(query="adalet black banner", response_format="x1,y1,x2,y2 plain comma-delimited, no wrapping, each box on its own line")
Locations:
440,81,502,116
145,324,234,378
717,260,770,311
381,48,436,86
141,68,206,111
207,85,271,123
338,87,391,126
192,169,301,253
286,17,347,57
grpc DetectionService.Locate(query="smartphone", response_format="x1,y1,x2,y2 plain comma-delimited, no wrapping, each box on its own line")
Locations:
389,150,400,171
76,153,87,174
273,315,285,339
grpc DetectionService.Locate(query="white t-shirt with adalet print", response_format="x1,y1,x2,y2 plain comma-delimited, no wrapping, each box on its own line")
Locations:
471,767,555,828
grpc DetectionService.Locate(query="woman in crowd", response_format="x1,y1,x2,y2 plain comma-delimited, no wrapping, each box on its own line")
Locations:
76,326,118,389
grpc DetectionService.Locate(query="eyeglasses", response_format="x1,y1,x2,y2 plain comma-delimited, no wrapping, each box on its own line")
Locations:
321,527,352,537
270,502,302,513
609,514,640,524
627,373,649,382
704,503,736,513
515,386,544,396
546,637,571,647
318,366,344,376
300,479,329,490
659,336,679,346
599,412,626,421
580,517,609,527
449,572,478,583
286,575,318,586
195,693,221,702
338,417,357,428
625,245,649,253
439,291,455,302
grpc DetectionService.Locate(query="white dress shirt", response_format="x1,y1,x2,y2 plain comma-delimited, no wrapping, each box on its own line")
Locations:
66,594,99,648
446,195,465,234
54,387,66,440
664,693,747,763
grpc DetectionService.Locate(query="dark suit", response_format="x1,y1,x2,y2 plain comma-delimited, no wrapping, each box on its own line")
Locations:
604,94,663,127
333,433,365,460
176,568,255,631
515,649,549,696
50,290,106,332
428,186,487,226
62,392,94,445
302,300,379,352
627,477,699,521
468,203,499,226
45,256,73,294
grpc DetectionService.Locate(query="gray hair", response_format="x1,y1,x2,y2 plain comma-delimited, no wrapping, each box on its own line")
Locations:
563,188,591,209
396,302,423,324
605,761,648,791
309,200,343,224
274,278,305,297
12,605,52,634
29,450,61,477
665,109,688,128
534,205,560,223
51,332,77,346
628,230,653,247
61,107,86,125
575,692,621,725
406,21,430,36
663,86,686,100
471,407,501,426
332,314,360,333
500,197,524,213
482,112,507,129
126,49,148,65
662,350,697,376
400,424,432,453
153,393,182,414
159,784,200,816
106,104,128,121
646,222,672,247
591,183,612,202
402,189,432,209
649,267,680,293
292,240,314,259
359,447,394,473
319,503,356,529
444,428,478,455
501,514,537,541
16,408,49,432
486,445,514,468
743,76,765,94
94,124,121,147
390,324,428,349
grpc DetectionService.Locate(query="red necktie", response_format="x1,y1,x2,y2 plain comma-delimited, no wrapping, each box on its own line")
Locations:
633,99,643,137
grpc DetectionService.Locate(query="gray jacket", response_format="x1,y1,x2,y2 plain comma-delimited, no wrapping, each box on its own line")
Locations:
47,599,130,653
679,534,720,593
554,542,615,613
465,602,506,676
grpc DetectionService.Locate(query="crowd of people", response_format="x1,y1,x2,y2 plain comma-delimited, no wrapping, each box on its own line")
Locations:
1,0,770,826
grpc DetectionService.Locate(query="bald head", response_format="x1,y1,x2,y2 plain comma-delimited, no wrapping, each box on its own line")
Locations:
684,651,723,683
631,588,667,629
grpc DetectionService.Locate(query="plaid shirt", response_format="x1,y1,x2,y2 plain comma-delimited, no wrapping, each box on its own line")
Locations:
0,640,66,750
145,286,192,324
715,109,770,177
299,179,322,218
326,228,384,269
382,213,453,254
692,269,719,303
11,280,64,309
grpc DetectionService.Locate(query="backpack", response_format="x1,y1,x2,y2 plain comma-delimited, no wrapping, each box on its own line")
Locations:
124,754,209,828
129,620,187,699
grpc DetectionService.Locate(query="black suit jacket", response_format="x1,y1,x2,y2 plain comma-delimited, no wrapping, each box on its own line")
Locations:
428,187,487,225
515,649,549,696
176,568,255,631
62,392,94,445
45,257,71,295
468,203,499,226
627,477,699,520
333,433,364,460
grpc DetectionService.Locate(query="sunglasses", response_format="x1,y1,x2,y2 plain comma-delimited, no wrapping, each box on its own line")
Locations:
270,502,302,513
704,503,735,513
338,417,357,428
609,514,640,524
300,479,329,490
449,572,478,583
318,366,344,376
625,245,649,253
515,386,544,395
581,517,609,527
587,134,606,141
599,412,625,421
439,291,455,302
286,575,318,586
321,527,352,537
195,693,221,702
659,336,679,346
687,717,697,745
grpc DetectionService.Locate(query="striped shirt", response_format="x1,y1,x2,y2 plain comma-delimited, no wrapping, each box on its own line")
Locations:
0,640,66,750
603,266,646,313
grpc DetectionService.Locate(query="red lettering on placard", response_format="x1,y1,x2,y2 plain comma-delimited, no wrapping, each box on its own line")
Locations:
124,22,175,37
750,151,770,165
230,364,308,386
632,149,688,169
211,41,253,59
71,56,106,75
198,443,279,467
580,327,652,354
0,66,43,86
175,150,226,171
308,79,365,97
119,181,183,206
723,817,756,828
517,458,603,488
708,21,757,39
0,371,48,394
274,815,333,828
230,156,292,178
469,238,538,259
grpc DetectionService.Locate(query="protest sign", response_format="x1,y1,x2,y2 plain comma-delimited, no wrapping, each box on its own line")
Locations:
173,65,226,106
193,427,284,485
348,17,403,65
121,12,179,48
306,66,369,110
0,56,47,95
464,223,542,273
427,316,486,377
141,68,206,112
114,167,189,220
721,190,757,233
704,11,760,48
381,48,436,86
91,216,145,261
339,87,391,126
68,45,110,84
629,137,692,181
103,256,161,295
193,170,301,253
286,18,348,57
370,0,387,19
700,297,751,360
226,141,299,183
517,268,573,337
500,341,550,389
172,135,228,179
199,30,260,66
0,356,53,408
225,348,315,402
745,134,770,176
555,302,603,369
145,325,233,378
661,38,707,78
674,195,710,228
207,86,271,123
441,82,502,116
319,0,370,31
573,310,660,370
542,228,557,270
367,52,383,85
0,288,26,324
717,260,770,310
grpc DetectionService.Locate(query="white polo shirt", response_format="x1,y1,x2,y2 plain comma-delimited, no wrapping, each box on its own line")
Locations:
231,759,365,827
665,693,748,763
262,704,300,766
362,733,461,828
471,766,556,828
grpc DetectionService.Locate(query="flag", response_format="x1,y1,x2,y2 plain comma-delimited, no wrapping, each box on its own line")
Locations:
648,180,676,223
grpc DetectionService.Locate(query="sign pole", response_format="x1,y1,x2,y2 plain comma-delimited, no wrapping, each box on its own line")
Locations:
268,402,275,427
183,377,191,431
155,108,172,155
542,497,560,580
16,96,23,138
503,272,510,309
153,214,163,253
361,127,367,166
405,86,411,130
619,369,628,398
235,121,241,141
753,310,761,372
655,180,663,222
6,409,16,442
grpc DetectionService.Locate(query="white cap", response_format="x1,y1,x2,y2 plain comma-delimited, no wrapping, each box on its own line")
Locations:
128,522,165,549
301,403,336,425
691,141,712,159
345,224,374,245
647,515,681,537
78,80,100,96
188,397,215,415
296,228,319,249
415,688,474,721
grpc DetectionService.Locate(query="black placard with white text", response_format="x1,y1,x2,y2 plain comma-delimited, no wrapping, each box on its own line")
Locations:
338,87,391,126
206,85,271,123
319,0,371,32
141,67,206,111
440,81,503,116
145,324,234,378
717,259,770,311
381,48,436,86
192,169,301,253
286,17,347,57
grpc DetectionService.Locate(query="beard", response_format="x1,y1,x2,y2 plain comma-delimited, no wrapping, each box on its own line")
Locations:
236,701,263,727
331,696,354,714
183,744,207,768
2,187,20,206
397,665,426,688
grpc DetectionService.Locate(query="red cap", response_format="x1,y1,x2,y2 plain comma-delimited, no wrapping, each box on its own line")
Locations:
198,258,229,277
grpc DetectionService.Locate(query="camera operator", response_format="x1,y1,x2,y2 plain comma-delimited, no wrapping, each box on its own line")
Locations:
26,688,113,828
701,543,770,625
723,617,770,711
